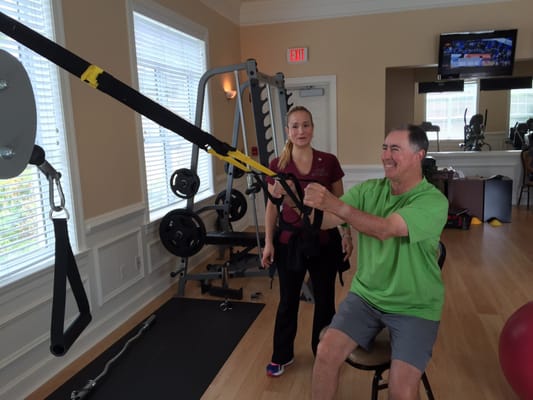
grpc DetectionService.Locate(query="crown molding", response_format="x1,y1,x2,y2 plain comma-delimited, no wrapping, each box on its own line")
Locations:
203,0,510,26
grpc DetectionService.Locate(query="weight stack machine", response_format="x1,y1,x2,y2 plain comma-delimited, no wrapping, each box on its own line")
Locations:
159,59,292,299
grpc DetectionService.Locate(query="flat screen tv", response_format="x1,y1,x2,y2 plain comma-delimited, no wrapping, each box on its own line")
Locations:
438,29,518,80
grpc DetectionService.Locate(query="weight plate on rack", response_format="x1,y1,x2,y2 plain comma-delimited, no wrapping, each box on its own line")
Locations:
169,168,200,199
224,162,245,179
214,189,248,222
159,209,206,257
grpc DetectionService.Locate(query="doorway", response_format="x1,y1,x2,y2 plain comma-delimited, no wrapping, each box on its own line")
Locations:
253,75,337,221
285,75,337,155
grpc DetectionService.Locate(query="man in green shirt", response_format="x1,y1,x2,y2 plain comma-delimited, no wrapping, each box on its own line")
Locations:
304,124,448,400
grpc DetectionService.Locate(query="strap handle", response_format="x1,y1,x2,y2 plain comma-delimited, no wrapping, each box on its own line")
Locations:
50,218,92,356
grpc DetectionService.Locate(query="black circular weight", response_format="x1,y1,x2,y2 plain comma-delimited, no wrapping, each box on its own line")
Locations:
159,209,206,257
214,189,248,222
224,162,245,179
169,168,200,199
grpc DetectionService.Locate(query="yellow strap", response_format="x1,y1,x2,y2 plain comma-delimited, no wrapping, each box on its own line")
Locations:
227,149,277,177
80,65,104,88
208,149,252,173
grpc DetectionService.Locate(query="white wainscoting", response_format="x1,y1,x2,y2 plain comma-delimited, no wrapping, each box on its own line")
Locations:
95,229,145,306
0,251,91,399
0,174,243,400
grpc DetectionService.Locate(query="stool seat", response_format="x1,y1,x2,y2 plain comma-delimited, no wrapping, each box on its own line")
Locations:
319,327,391,369
319,326,434,400
346,329,391,369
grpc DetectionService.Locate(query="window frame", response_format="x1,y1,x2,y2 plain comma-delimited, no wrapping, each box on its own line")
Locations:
509,82,533,128
424,80,479,143
0,0,81,287
127,0,214,223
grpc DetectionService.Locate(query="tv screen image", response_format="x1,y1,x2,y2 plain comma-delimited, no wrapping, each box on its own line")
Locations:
438,29,518,79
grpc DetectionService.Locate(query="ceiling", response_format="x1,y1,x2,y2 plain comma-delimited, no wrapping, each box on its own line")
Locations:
200,0,509,26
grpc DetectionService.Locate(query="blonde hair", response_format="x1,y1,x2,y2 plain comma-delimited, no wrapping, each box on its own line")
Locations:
277,106,314,170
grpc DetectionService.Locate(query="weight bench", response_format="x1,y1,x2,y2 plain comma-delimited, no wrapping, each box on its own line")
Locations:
204,231,264,247
203,231,313,303
174,230,269,299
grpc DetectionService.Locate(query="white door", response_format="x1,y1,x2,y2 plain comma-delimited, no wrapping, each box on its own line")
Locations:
285,75,337,155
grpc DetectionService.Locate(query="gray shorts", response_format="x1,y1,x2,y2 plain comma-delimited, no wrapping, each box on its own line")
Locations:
329,292,440,372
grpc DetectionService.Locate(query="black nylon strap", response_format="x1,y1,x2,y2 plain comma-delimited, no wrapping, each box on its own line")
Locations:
50,218,92,356
279,174,322,229
0,11,233,156
272,173,323,231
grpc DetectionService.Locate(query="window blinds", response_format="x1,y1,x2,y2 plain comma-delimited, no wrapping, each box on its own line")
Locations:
132,11,211,219
0,0,74,285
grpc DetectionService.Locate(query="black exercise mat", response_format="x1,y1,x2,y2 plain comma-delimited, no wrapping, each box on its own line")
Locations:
46,297,265,400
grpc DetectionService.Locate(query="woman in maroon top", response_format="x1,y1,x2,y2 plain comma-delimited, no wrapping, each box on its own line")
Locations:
262,106,353,377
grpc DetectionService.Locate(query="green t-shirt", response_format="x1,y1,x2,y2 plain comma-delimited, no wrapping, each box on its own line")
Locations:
341,177,448,321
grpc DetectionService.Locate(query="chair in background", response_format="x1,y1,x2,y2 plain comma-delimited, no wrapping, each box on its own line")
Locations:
518,149,533,209
320,241,446,400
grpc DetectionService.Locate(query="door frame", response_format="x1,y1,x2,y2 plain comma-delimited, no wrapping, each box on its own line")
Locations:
285,75,337,155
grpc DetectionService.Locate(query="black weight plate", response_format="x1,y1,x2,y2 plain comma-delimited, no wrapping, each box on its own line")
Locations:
214,189,248,222
224,162,245,179
169,168,200,199
159,209,206,257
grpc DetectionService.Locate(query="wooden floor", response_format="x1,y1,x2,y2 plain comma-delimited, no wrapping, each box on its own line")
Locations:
200,207,532,400
29,207,532,399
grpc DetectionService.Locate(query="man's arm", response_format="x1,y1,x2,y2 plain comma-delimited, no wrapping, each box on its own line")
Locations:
304,183,408,240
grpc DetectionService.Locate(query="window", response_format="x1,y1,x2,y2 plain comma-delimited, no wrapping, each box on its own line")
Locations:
509,84,533,127
131,5,212,221
425,81,478,141
0,0,74,285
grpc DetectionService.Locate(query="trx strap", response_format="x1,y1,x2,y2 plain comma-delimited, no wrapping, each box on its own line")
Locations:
0,12,323,219
277,175,323,231
0,11,273,178
50,218,92,356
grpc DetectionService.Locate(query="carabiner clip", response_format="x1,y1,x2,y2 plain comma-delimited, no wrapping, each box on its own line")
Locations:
49,175,66,213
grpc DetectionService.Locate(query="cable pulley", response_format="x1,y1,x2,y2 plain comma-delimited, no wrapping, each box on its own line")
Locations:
215,189,248,222
159,209,206,257
169,168,200,199
0,50,37,179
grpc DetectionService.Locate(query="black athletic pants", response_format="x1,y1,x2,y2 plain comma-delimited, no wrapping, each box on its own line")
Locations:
271,242,338,365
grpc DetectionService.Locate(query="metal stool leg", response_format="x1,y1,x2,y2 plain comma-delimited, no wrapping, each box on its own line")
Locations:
371,366,389,400
371,371,381,400
421,372,435,400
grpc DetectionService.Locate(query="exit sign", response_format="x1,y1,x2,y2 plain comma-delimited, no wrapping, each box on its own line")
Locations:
287,47,308,63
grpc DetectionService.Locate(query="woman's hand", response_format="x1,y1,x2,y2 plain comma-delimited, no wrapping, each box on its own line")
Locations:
272,179,297,208
261,241,275,269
